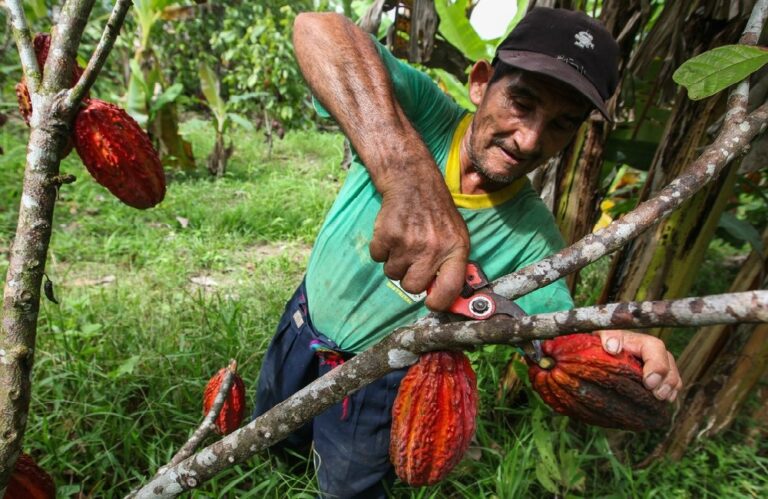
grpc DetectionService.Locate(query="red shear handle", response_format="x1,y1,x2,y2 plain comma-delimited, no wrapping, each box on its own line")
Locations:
427,262,497,320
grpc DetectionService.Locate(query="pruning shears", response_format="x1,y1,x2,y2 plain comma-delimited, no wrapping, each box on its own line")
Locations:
429,261,543,362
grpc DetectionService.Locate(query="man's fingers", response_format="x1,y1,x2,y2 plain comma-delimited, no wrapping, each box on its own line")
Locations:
424,254,467,311
596,330,625,355
619,331,682,402
369,234,389,263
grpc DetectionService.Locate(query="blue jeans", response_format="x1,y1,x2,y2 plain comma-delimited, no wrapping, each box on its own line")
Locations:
253,281,407,498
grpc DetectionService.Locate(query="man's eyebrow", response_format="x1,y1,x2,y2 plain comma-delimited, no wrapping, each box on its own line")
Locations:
505,83,540,102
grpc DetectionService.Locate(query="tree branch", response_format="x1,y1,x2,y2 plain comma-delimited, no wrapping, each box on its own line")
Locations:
740,0,768,46
129,291,768,498
67,0,134,106
1,0,110,490
6,0,41,92
42,0,96,94
166,360,237,469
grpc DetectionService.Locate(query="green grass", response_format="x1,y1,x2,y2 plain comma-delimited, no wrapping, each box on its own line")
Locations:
1,119,766,497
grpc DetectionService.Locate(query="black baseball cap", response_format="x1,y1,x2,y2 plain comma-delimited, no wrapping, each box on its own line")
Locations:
494,7,620,120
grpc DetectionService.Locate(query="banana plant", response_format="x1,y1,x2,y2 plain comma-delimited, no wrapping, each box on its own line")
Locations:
126,0,195,170
432,0,528,108
199,62,255,177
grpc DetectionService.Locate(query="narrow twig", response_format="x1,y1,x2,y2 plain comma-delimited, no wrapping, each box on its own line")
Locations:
129,290,768,498
6,0,41,92
67,0,134,106
166,360,237,469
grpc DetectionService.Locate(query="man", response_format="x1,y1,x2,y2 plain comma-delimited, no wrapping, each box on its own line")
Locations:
254,7,683,498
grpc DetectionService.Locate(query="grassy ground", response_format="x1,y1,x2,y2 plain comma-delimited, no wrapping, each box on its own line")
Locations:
1,119,766,497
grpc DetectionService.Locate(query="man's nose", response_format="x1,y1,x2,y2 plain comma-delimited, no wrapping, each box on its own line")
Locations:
513,119,545,157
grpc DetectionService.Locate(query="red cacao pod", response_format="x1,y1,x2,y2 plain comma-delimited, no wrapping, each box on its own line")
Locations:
73,99,165,209
4,453,55,499
203,365,247,435
390,351,478,486
527,333,670,431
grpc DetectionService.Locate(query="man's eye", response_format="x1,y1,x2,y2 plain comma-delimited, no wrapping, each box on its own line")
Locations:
553,118,578,132
511,99,532,112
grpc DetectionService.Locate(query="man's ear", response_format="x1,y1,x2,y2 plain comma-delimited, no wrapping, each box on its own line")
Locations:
469,60,493,106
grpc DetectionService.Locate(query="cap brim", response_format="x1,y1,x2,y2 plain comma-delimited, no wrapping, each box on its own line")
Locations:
496,49,612,121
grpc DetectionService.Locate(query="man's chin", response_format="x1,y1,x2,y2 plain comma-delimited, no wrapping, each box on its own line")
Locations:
474,165,522,186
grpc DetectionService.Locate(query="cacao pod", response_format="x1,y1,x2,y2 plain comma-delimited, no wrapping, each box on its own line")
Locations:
73,99,165,209
390,351,478,486
4,453,55,499
527,333,670,431
203,365,247,435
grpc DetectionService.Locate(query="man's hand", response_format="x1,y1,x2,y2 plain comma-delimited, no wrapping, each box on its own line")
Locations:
370,181,470,312
596,330,683,402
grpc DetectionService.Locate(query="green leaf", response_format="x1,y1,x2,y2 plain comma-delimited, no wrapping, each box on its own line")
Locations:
718,211,765,256
431,68,474,111
228,113,255,131
435,0,493,62
150,83,184,115
532,407,560,490
199,63,228,131
109,355,141,379
673,45,768,100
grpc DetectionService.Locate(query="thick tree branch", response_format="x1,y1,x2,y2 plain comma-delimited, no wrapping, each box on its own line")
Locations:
130,291,768,498
67,0,134,106
6,0,41,92
0,0,118,489
42,0,96,95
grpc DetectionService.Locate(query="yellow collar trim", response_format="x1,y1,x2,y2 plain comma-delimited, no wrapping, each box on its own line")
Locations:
446,113,528,210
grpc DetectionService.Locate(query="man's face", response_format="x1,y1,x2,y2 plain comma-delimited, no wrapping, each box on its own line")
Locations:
464,64,590,186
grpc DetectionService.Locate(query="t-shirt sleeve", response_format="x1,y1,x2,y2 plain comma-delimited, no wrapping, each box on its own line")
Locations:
313,38,460,143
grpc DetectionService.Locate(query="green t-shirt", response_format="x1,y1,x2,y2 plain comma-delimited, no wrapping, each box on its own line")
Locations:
305,42,574,354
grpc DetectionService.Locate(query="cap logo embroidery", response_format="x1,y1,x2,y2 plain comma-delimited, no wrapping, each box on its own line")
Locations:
556,55,587,75
574,31,594,49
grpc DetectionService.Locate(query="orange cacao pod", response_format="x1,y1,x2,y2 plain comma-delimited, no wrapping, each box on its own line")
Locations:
390,351,478,486
73,99,165,209
527,333,670,431
4,453,55,499
203,366,247,435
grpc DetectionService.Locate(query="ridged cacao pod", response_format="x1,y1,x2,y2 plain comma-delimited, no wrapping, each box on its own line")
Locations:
527,333,671,431
390,351,478,486
203,365,247,435
4,453,55,499
73,99,165,209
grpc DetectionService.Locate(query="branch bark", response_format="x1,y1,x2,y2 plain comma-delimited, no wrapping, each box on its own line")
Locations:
165,361,237,469
6,0,41,92
67,0,134,105
0,0,133,489
129,291,768,498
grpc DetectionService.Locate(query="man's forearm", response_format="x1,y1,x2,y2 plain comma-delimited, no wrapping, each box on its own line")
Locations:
292,12,439,194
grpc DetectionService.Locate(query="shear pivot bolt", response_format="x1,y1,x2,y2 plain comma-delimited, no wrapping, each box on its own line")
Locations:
471,299,490,314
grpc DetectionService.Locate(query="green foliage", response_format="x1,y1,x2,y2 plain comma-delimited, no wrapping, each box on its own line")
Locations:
673,45,768,100
431,0,528,110
208,3,314,129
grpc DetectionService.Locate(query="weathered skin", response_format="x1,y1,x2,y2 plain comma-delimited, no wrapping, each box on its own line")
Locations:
292,13,470,311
